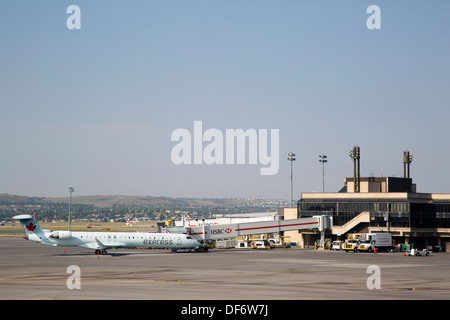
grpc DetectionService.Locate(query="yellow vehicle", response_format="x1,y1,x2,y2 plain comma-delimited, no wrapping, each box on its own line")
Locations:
251,240,272,249
342,239,359,252
356,240,373,252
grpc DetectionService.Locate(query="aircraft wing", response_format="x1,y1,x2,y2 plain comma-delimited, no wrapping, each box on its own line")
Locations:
95,239,127,249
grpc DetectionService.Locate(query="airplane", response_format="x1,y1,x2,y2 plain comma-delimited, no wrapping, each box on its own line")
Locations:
13,214,201,255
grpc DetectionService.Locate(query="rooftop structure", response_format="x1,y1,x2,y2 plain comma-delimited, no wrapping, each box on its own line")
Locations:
297,176,450,250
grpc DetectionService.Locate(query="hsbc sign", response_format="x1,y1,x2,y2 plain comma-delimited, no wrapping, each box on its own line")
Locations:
210,228,233,235
204,224,238,239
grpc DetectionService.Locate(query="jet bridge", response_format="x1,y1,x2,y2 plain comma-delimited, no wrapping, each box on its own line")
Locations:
167,216,332,241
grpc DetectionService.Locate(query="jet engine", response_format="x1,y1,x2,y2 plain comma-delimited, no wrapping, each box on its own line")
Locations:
49,231,72,240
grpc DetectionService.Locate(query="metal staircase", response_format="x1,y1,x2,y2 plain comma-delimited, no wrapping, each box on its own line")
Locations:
332,211,370,236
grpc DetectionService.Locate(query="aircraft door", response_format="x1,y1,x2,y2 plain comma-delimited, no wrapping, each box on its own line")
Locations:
177,236,182,246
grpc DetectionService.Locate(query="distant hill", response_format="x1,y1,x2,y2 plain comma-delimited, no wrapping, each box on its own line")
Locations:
46,195,203,208
0,193,288,210
0,193,45,205
45,195,284,209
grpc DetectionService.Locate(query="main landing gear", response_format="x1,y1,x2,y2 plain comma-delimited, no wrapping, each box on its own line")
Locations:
95,249,108,255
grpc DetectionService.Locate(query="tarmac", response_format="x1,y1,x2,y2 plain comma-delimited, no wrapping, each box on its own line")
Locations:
1,237,450,301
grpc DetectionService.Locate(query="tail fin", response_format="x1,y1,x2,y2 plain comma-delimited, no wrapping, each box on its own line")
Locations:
13,214,45,240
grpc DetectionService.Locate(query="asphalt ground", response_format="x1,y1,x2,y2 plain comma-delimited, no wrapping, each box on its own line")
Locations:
1,237,449,302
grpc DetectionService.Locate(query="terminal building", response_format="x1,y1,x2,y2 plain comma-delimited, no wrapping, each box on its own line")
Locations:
285,176,450,251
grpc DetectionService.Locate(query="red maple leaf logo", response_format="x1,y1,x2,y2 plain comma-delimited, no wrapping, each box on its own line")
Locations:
25,223,36,232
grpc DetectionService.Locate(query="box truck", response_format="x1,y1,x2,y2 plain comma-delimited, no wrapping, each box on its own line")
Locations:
357,233,393,252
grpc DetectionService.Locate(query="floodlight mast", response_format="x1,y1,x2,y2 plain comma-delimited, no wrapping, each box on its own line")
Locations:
68,187,75,231
287,152,296,208
319,154,328,192
403,150,413,179
349,146,360,193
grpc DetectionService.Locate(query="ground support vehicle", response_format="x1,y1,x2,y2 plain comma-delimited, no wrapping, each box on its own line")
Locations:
357,233,393,252
251,239,272,249
332,240,343,250
343,239,359,252
406,248,431,256
343,233,393,252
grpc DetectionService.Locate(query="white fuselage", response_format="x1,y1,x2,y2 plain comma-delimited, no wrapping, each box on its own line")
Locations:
30,230,200,251
14,214,200,253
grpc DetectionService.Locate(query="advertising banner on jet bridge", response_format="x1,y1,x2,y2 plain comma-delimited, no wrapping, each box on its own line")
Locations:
187,224,239,240
207,224,239,239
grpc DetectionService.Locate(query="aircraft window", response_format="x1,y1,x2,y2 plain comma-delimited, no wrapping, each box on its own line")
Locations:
186,236,193,239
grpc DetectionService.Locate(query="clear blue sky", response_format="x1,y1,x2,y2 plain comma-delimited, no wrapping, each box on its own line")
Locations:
1,1,449,198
